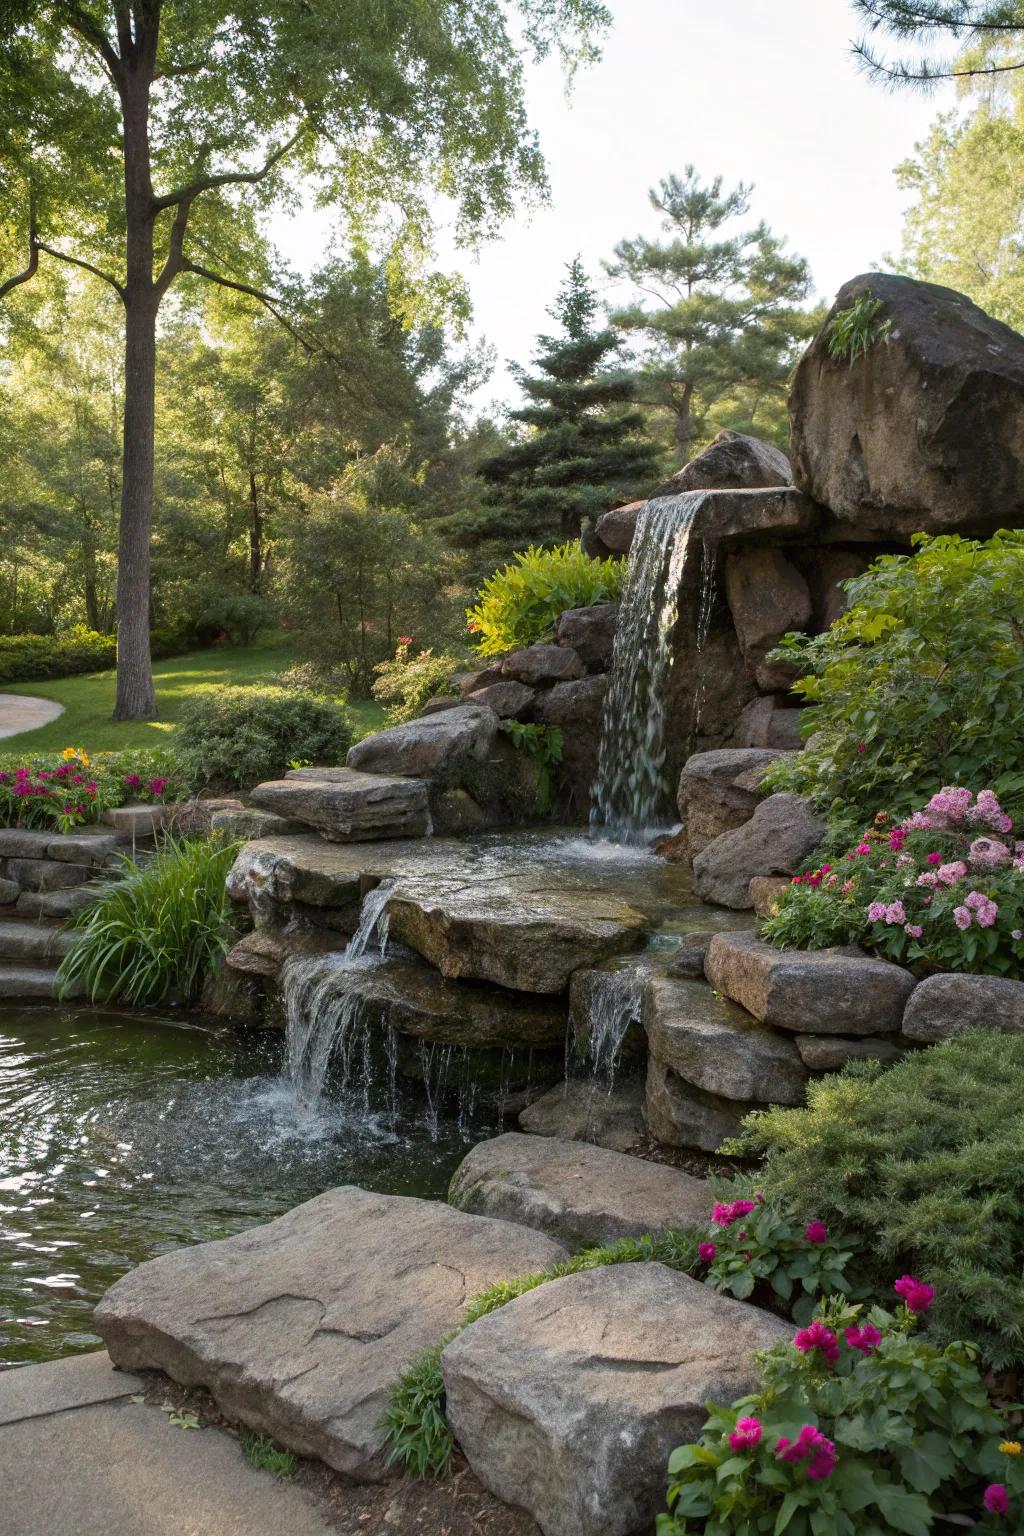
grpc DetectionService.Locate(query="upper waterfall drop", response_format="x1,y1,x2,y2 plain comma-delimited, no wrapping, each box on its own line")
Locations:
590,492,706,842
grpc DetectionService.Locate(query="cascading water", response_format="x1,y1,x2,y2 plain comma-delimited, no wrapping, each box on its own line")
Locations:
282,880,394,1103
584,966,645,1086
590,491,705,841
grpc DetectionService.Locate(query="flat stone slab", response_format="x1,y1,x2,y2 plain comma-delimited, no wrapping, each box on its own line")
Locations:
250,770,430,842
643,973,807,1104
442,1263,789,1536
225,925,345,979
16,886,97,919
101,804,172,836
518,1077,646,1152
0,919,78,963
705,931,917,1035
94,1186,567,1480
448,1131,709,1249
347,704,498,780
5,856,92,892
0,964,61,999
795,1034,906,1070
46,829,124,865
902,972,1024,1042
0,1349,141,1426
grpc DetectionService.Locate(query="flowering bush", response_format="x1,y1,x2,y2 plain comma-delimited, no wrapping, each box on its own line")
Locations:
762,785,1024,976
698,1189,856,1323
659,1288,1024,1534
371,640,464,723
0,748,185,833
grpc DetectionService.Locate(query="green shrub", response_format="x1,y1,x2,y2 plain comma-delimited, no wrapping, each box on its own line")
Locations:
371,640,464,723
56,834,240,1007
763,533,1024,825
826,291,892,365
727,1032,1024,1371
0,623,191,684
174,685,353,792
660,1294,1021,1535
466,541,623,657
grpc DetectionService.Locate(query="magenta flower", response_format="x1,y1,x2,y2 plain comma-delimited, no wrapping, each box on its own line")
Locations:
805,1221,828,1246
123,773,142,788
856,842,871,856
984,1484,1009,1517
776,1426,836,1480
794,1320,840,1368
894,1274,935,1313
698,1242,716,1263
147,776,169,796
926,852,942,865
728,1416,763,1453
845,1323,882,1356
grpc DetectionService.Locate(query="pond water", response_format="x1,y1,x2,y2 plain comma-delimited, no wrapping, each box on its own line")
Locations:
0,1006,472,1368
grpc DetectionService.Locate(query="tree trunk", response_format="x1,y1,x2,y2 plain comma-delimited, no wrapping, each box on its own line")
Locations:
248,469,262,593
113,65,158,721
673,384,695,466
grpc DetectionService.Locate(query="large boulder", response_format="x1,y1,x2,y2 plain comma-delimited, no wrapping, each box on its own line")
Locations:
442,1264,788,1536
463,680,535,719
692,792,825,908
94,1187,566,1481
644,1057,752,1151
536,675,608,815
554,603,618,671
250,770,430,843
644,974,807,1105
901,973,1024,1042
651,430,792,499
733,697,804,752
705,932,917,1036
518,1077,646,1153
593,500,645,555
790,272,1024,539
677,748,786,859
448,1131,709,1249
724,546,812,692
795,1034,906,1070
502,644,585,686
347,704,498,780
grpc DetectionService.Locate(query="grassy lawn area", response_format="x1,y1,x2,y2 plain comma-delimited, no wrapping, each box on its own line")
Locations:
1,642,386,754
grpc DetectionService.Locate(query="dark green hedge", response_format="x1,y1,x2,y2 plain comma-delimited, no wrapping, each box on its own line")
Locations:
0,625,192,685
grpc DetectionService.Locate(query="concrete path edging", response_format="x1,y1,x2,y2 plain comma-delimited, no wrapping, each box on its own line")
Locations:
0,693,65,740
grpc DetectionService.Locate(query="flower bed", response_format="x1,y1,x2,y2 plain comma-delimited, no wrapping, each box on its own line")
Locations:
0,747,186,833
762,786,1024,976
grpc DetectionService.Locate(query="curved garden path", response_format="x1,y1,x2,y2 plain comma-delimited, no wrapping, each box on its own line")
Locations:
0,694,64,740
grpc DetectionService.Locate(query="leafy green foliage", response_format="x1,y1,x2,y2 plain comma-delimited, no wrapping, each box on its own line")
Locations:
241,1432,297,1479
659,1295,1021,1535
762,533,1024,825
56,834,240,1007
466,541,623,656
371,641,463,724
174,686,352,793
500,721,564,815
0,746,184,831
826,294,892,365
382,1230,702,1479
0,627,115,684
698,1189,856,1323
728,1032,1024,1370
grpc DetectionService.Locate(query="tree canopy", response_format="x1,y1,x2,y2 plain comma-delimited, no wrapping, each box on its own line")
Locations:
851,0,1024,87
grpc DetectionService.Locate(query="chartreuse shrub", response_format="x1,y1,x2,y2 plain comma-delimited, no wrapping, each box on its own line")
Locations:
762,784,1024,976
465,541,624,657
56,835,240,1007
371,639,464,723
174,685,352,792
762,533,1024,826
659,1290,1023,1535
728,1032,1024,1372
0,746,185,832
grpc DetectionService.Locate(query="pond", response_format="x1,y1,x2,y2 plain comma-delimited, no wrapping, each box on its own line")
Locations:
0,1005,473,1368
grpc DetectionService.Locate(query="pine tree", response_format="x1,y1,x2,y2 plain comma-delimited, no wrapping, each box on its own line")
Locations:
606,169,815,464
851,1,1024,88
475,259,662,544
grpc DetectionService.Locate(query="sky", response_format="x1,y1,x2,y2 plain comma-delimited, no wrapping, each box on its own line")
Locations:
271,0,954,413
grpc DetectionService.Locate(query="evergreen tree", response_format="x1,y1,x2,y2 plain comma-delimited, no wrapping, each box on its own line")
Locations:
606,169,816,464
476,259,661,543
851,1,1024,87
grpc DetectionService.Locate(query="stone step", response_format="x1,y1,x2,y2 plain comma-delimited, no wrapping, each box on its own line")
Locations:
0,920,78,964
442,1264,789,1536
95,1187,567,1480
250,770,430,842
16,886,98,920
0,965,63,999
448,1131,709,1250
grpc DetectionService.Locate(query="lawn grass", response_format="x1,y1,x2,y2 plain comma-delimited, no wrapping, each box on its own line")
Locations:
1,642,386,753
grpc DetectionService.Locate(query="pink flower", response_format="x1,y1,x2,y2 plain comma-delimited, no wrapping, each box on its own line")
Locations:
147,776,169,796
884,901,906,925
894,1274,935,1312
698,1243,716,1263
842,880,855,894
856,843,872,856
904,924,923,939
805,1221,828,1246
728,1416,763,1453
916,871,938,888
123,773,142,788
938,861,968,885
807,874,822,888
711,1203,733,1227
984,1484,1009,1517
969,837,1010,869
794,1320,840,1367
978,900,999,928
926,786,973,823
776,1426,836,1479
845,1323,882,1356
953,906,972,930
867,901,886,922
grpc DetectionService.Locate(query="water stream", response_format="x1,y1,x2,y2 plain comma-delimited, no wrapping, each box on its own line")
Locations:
590,492,705,841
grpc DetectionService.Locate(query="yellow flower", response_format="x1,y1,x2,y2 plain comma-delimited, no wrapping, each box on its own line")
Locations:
60,747,77,760
1000,1441,1022,1457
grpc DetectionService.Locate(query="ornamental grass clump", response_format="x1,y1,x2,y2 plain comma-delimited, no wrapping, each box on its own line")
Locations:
659,1287,1024,1535
762,784,1024,976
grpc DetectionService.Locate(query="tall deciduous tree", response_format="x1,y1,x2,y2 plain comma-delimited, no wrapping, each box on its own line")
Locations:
606,169,815,464
475,258,661,543
0,0,609,719
851,1,1024,86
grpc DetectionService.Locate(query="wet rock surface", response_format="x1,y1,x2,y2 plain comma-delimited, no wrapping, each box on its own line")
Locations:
517,1077,646,1153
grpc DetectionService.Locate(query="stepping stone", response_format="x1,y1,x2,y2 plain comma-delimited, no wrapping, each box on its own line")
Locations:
0,920,78,963
16,886,97,919
448,1132,709,1249
0,829,57,858
518,1077,646,1153
347,704,498,779
45,829,123,865
5,857,92,892
442,1263,789,1536
704,931,917,1035
250,770,430,842
210,807,306,839
0,877,17,905
0,1350,142,1426
94,1187,567,1480
643,974,807,1105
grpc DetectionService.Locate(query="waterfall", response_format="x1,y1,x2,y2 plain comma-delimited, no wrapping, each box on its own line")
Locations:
591,492,704,841
584,967,645,1086
282,880,394,1102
